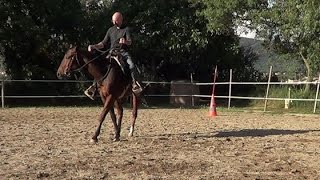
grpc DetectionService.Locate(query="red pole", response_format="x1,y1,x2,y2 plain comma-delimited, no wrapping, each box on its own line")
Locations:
212,66,218,94
209,66,218,117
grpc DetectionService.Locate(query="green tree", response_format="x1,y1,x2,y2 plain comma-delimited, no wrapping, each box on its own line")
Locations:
249,0,320,91
109,0,260,83
195,0,268,34
110,0,209,81
0,0,262,100
0,0,84,80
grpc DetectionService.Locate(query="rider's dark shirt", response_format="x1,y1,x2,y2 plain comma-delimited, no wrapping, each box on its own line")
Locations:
101,25,131,50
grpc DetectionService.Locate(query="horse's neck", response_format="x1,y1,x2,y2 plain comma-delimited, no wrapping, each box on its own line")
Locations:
79,49,106,80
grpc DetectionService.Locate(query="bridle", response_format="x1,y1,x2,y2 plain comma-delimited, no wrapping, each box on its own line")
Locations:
64,52,80,76
65,47,125,82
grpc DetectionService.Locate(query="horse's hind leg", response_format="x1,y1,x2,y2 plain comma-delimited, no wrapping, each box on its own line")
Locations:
91,95,114,143
129,94,138,137
114,100,123,141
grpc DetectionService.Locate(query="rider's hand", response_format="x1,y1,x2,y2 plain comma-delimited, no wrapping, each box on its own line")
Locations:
88,45,93,52
119,38,126,45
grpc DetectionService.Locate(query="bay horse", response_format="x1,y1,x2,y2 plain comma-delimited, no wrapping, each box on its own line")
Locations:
56,46,139,143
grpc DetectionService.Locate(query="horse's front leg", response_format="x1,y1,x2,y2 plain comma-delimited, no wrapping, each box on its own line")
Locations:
114,100,123,140
91,95,114,143
129,94,138,137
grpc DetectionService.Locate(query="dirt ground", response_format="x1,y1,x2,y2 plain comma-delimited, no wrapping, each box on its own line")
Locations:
1,107,320,179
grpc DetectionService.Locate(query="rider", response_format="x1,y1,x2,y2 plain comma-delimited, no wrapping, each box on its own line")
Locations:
85,12,142,100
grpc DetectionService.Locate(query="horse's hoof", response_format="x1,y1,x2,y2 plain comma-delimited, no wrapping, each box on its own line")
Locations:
128,133,133,137
113,138,120,142
90,138,98,144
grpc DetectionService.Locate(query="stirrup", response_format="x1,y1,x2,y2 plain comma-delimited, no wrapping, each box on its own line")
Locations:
84,86,95,100
132,83,143,95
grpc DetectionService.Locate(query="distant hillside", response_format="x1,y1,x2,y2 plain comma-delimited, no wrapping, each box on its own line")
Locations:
239,37,304,78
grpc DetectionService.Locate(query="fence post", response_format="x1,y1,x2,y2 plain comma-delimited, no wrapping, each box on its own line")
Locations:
313,74,320,113
190,73,194,107
228,69,232,109
1,80,4,108
264,66,273,112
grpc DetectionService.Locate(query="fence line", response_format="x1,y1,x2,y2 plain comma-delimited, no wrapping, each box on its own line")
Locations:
1,80,4,108
1,77,320,113
1,78,320,112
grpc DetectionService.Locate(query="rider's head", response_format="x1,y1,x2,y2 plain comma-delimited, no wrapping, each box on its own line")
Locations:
112,12,123,27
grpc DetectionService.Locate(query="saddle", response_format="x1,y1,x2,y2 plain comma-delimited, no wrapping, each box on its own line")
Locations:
106,49,129,75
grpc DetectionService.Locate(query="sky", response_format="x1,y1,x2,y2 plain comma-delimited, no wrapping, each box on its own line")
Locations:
236,25,256,39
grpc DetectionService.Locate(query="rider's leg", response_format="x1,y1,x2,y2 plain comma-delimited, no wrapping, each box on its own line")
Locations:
122,52,143,92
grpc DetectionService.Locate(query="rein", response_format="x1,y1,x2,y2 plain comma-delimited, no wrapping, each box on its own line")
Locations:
72,47,111,72
70,47,124,84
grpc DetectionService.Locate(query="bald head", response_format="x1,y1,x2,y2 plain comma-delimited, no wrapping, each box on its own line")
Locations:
112,12,123,27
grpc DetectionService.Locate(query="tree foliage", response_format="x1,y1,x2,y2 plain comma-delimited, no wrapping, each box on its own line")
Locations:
200,0,320,89
110,0,259,82
249,0,320,90
0,0,84,79
196,0,268,34
0,0,260,94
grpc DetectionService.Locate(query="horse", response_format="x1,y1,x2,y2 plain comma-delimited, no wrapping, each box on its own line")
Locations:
56,46,139,143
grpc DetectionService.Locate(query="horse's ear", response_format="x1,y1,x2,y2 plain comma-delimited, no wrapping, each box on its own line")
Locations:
69,44,73,49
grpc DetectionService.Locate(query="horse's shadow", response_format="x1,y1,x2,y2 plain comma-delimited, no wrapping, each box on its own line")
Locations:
143,129,320,139
212,129,318,138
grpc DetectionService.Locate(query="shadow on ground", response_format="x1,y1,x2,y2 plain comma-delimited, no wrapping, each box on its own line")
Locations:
142,129,320,139
213,129,319,138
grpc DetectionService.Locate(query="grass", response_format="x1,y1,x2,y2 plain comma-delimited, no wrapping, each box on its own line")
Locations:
249,85,320,114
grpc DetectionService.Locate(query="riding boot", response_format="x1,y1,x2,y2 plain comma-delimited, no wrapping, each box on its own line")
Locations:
84,82,97,100
131,71,143,95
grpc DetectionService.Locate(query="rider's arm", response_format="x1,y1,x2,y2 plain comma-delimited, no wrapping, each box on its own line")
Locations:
88,29,111,51
93,42,104,49
88,42,104,52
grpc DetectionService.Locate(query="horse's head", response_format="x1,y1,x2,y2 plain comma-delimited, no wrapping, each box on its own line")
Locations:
57,46,80,79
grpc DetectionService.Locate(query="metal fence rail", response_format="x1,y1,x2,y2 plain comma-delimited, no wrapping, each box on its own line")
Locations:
2,66,319,112
1,79,320,113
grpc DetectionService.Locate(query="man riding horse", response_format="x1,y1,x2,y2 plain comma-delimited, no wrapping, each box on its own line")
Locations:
85,12,142,100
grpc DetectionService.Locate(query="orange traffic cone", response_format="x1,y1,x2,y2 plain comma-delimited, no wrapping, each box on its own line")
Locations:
209,94,217,117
